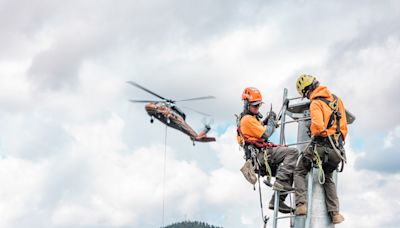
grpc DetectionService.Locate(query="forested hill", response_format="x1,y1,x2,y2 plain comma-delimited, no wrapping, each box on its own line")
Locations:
164,221,222,228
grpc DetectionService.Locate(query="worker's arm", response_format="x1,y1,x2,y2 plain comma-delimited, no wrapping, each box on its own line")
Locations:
262,118,275,140
338,98,348,139
310,100,326,136
241,116,266,139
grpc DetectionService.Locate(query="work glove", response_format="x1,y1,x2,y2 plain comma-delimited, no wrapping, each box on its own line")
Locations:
263,111,277,127
263,111,276,124
267,110,277,121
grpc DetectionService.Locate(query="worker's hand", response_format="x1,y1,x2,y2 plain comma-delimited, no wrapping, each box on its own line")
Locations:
266,111,277,121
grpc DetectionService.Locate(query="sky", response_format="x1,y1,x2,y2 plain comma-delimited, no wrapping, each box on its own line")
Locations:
1,0,400,227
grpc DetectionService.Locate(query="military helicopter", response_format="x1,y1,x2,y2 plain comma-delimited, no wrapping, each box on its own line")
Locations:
127,81,216,145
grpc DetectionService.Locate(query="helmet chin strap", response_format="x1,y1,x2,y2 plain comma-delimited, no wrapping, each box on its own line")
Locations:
304,80,320,98
243,100,263,119
243,99,250,111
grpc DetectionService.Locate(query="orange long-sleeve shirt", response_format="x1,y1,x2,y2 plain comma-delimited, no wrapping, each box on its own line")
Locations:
309,86,348,139
237,114,266,144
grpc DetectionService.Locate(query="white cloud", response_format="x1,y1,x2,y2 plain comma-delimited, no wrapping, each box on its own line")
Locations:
2,118,399,228
0,158,48,227
1,0,400,227
338,140,400,228
384,125,400,148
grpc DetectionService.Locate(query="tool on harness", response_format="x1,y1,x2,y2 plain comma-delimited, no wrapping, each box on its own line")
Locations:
240,160,257,186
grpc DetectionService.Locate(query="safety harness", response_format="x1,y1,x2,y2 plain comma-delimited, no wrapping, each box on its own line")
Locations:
315,94,342,142
236,113,282,227
236,114,281,183
313,94,347,173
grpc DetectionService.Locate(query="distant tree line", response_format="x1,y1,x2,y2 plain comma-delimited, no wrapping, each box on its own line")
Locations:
164,220,223,228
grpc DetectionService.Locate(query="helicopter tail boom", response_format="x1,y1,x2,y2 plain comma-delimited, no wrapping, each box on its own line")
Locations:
193,125,215,142
194,137,216,142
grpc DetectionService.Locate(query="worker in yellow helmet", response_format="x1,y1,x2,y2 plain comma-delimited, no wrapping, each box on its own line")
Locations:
237,87,299,214
294,74,348,224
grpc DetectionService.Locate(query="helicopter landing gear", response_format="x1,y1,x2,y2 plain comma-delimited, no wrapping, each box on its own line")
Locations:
150,117,154,123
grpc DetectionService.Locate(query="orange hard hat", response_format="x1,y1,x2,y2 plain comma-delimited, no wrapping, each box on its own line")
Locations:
242,87,263,105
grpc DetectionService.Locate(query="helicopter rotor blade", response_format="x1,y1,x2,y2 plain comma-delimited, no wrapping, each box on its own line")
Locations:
175,96,216,102
181,105,211,116
129,99,160,103
127,81,170,101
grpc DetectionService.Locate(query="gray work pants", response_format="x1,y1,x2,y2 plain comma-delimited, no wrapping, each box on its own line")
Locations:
294,144,342,212
268,146,299,183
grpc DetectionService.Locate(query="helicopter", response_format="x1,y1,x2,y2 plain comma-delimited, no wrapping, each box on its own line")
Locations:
127,81,216,145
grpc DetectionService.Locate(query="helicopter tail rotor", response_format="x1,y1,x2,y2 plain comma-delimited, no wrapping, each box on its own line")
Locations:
201,117,214,130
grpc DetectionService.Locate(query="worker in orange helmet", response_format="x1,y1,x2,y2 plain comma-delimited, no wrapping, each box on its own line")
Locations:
237,87,299,214
294,74,348,224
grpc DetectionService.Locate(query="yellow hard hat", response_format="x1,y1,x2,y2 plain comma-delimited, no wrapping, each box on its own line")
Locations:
296,74,316,97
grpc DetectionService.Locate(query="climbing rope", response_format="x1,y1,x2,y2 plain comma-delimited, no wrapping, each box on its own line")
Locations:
313,145,325,184
263,150,272,184
162,125,168,227
256,165,269,228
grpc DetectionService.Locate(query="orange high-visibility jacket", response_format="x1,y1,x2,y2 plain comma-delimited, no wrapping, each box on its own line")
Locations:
237,115,266,144
309,86,348,139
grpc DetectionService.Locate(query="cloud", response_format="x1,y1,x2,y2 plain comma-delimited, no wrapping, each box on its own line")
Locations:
0,157,48,228
1,0,400,227
0,113,212,227
356,125,400,173
338,139,400,228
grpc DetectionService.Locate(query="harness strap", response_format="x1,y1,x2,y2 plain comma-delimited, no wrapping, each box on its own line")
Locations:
236,114,285,184
315,94,342,137
248,145,273,184
237,125,282,149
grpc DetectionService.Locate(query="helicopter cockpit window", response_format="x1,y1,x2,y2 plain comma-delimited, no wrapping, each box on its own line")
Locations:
171,106,186,120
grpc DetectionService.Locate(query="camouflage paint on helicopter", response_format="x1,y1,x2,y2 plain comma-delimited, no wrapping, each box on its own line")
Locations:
128,81,216,145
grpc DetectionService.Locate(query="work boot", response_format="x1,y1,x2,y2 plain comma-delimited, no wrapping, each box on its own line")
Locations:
272,180,295,192
295,203,307,216
330,211,344,224
268,197,295,214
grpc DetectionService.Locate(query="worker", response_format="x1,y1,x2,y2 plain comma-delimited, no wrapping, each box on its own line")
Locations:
237,87,298,214
293,74,348,224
